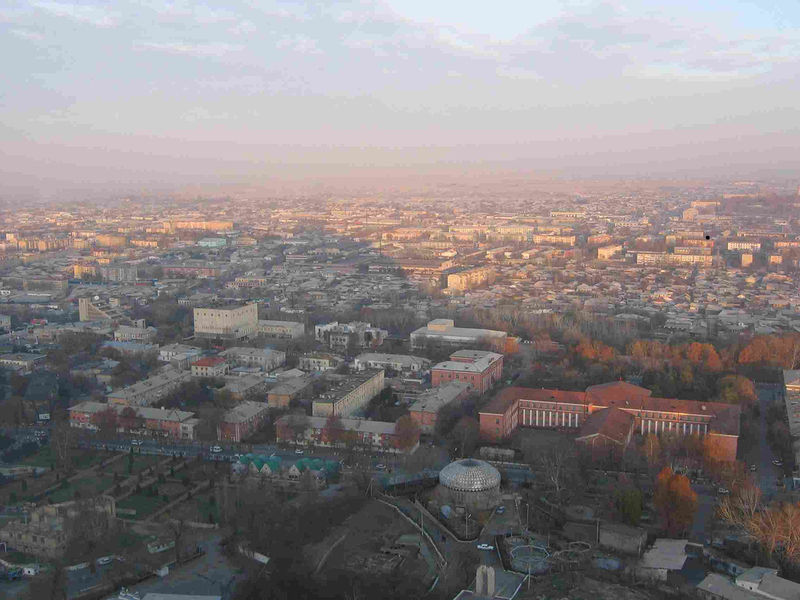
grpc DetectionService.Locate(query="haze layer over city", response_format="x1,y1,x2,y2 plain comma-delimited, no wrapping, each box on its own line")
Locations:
1,2,800,600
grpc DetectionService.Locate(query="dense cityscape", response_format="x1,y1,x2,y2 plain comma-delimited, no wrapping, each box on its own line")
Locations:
0,181,796,600
3,0,800,599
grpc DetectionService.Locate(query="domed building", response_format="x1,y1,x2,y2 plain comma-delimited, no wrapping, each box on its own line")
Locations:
438,458,501,511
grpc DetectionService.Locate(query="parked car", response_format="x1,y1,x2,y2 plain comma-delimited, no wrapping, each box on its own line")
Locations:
477,544,494,551
750,464,757,471
375,464,386,470
130,440,142,446
772,459,783,466
96,556,114,566
295,449,304,455
210,446,223,453
496,506,506,514
717,487,730,495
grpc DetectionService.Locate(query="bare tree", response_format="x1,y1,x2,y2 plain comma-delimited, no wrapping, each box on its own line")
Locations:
540,442,571,501
50,411,74,471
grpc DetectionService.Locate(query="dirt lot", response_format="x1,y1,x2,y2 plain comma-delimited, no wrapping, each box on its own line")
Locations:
310,500,432,586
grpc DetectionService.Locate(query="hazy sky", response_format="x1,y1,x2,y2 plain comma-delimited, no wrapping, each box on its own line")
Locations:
2,0,800,198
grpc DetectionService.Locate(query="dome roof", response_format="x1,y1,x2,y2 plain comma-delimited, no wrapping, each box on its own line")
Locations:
439,458,501,492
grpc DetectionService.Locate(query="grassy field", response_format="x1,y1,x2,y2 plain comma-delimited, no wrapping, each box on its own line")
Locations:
46,475,114,503
105,454,161,476
118,492,170,519
19,446,108,470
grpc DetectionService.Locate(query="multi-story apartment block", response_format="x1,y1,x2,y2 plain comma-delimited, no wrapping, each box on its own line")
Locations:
220,347,285,371
99,264,138,282
312,369,385,417
276,414,410,453
69,401,197,440
431,350,504,395
0,496,115,558
408,381,471,434
479,381,740,461
218,400,269,442
194,303,258,339
597,245,623,260
727,241,762,251
314,321,387,351
107,368,191,407
783,370,800,440
447,267,496,292
257,319,305,339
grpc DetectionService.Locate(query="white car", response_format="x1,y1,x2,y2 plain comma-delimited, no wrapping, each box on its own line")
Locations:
130,440,142,446
295,449,304,455
477,544,494,551
96,556,114,566
375,464,386,471
718,487,730,495
210,446,223,453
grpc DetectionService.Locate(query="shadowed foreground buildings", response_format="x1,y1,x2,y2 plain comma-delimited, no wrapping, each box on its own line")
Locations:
479,381,740,461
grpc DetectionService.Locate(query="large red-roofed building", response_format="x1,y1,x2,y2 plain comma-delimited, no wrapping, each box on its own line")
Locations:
479,381,740,462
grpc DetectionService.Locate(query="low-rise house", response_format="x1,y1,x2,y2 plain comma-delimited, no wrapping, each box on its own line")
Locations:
191,356,229,377
0,353,45,373
735,566,800,599
635,538,688,582
298,352,343,372
158,343,202,368
697,573,761,600
114,324,157,343
257,319,305,339
353,353,430,374
221,347,285,371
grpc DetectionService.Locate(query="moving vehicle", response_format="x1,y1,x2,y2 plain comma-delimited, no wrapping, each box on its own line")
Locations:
96,556,114,566
294,449,304,455
375,464,386,470
210,446,223,453
130,440,142,446
717,487,730,495
496,506,506,514
477,544,494,551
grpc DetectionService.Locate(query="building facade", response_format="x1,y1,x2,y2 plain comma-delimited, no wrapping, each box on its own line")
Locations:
479,382,740,461
312,369,385,417
218,401,269,442
431,349,503,395
193,303,258,339
257,319,305,339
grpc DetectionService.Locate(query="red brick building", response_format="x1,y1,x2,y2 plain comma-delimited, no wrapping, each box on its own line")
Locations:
431,350,503,395
68,401,198,440
217,400,269,442
479,381,740,461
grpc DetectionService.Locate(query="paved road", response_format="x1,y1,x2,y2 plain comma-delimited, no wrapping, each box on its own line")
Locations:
756,385,781,500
